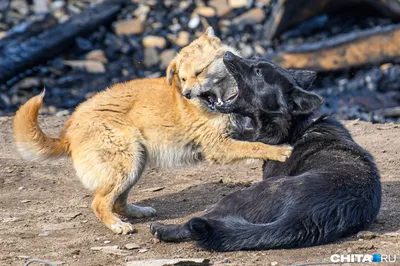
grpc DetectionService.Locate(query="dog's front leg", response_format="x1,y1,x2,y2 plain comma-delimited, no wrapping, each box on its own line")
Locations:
205,139,293,163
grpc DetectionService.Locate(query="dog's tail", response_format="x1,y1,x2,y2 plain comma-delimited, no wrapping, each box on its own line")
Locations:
13,89,70,160
188,215,321,251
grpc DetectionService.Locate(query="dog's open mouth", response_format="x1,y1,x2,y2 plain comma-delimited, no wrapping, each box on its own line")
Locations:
199,90,238,110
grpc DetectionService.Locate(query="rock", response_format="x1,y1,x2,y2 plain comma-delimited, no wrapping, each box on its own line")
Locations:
383,230,400,237
85,50,108,63
188,16,201,29
228,0,247,8
169,31,190,47
91,245,131,256
138,248,148,253
12,77,41,90
51,1,65,10
17,255,30,259
142,36,167,49
125,243,141,250
256,0,271,6
209,0,233,16
160,49,176,70
38,232,49,237
33,0,49,13
233,8,266,25
271,262,278,266
114,19,144,36
127,258,208,266
357,231,378,240
193,7,216,17
104,240,111,244
63,60,106,73
142,186,165,192
21,200,31,203
143,47,159,68
2,217,22,223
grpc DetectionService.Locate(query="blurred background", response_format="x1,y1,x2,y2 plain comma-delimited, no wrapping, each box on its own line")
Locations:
1,0,400,123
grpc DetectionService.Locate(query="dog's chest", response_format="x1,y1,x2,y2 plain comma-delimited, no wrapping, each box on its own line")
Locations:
147,142,204,168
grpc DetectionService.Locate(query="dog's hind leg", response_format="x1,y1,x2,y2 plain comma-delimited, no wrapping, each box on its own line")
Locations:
150,222,192,242
112,143,156,219
74,127,153,234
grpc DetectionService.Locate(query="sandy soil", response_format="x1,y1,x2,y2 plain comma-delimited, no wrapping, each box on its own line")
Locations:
0,116,399,266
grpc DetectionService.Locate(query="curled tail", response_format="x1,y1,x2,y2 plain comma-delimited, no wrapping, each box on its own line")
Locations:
13,90,69,160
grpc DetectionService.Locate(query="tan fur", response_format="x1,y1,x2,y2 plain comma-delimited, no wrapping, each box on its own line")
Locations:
13,29,292,234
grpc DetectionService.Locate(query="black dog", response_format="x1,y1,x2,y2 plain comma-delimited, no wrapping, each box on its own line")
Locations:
150,52,381,251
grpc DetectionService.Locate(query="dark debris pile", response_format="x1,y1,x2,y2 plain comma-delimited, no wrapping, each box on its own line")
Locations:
0,0,399,123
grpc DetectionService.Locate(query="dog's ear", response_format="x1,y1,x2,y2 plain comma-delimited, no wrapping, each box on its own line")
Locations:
203,26,215,38
167,58,177,85
292,88,324,115
288,69,316,90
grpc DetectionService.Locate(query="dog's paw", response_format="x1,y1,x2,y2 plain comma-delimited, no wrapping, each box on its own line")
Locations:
126,205,156,218
150,222,165,239
110,220,135,235
272,145,293,162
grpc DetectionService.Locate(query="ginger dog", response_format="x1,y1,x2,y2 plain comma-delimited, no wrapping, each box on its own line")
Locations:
13,27,292,234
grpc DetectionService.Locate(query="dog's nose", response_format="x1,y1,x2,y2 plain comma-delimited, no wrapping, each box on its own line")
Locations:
183,90,191,99
224,51,234,61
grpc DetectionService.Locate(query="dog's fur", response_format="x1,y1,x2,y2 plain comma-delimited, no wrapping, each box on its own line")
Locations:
150,52,381,251
13,30,292,234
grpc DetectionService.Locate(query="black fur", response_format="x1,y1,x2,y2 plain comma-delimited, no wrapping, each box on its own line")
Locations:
150,52,381,251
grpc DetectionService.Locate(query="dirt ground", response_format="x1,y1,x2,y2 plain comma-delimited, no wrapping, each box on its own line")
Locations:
0,116,399,266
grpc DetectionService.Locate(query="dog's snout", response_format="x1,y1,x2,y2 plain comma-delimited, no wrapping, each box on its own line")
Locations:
183,90,192,99
224,51,234,61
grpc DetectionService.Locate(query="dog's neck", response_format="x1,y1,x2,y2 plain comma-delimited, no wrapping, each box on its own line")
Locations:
253,112,315,145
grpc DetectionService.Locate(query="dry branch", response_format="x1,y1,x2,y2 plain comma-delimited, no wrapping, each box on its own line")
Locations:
271,24,400,72
0,1,123,84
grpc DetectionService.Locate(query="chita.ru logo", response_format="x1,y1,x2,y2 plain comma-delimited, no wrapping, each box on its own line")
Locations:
330,253,397,263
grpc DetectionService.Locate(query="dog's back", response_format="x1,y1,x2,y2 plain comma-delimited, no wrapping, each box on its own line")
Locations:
185,117,381,251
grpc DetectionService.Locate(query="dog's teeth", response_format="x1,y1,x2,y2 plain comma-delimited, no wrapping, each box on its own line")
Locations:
217,98,223,104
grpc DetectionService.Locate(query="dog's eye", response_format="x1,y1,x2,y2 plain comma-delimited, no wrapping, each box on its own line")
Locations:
255,68,262,76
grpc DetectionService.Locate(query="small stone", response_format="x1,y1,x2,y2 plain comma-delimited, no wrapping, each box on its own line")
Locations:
38,232,49,237
143,47,159,68
125,243,141,250
51,1,65,10
228,0,246,8
114,19,144,35
2,217,22,223
384,231,400,237
193,7,216,17
91,245,119,251
209,0,233,16
160,49,176,70
168,31,190,47
142,186,165,192
256,0,271,6
271,262,278,266
104,240,111,244
188,16,200,29
357,231,377,240
63,60,106,73
142,36,167,49
17,255,30,259
138,248,148,253
21,200,31,203
18,186,24,191
85,50,108,63
233,8,266,25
